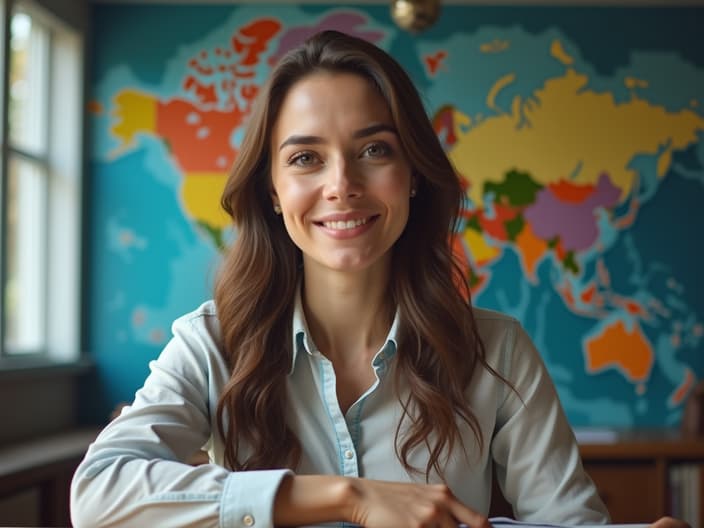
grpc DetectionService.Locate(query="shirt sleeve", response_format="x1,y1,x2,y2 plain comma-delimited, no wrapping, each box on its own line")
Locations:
70,312,293,528
490,320,610,524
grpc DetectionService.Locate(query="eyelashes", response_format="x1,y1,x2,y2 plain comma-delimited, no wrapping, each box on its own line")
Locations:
285,141,394,167
362,141,392,158
287,151,318,167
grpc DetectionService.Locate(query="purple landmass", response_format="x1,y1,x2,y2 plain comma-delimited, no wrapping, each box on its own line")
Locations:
524,172,621,251
269,12,385,64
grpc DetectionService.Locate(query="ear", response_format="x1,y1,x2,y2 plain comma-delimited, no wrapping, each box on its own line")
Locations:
411,173,419,194
269,183,279,204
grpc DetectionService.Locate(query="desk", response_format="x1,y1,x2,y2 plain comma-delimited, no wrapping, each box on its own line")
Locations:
490,430,704,524
0,428,99,527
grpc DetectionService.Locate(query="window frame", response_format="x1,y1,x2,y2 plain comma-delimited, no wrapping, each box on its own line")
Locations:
0,0,85,367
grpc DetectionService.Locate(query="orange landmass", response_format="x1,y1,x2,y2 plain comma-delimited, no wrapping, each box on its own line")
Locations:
432,106,458,146
548,180,595,203
624,300,645,316
478,203,518,240
670,368,695,406
183,76,218,105
87,100,103,115
424,50,447,76
585,320,654,382
155,99,244,172
612,294,649,318
232,19,281,66
580,282,597,304
555,240,566,260
514,222,547,281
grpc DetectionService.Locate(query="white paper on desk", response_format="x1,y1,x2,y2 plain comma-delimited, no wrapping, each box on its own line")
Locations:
457,517,649,528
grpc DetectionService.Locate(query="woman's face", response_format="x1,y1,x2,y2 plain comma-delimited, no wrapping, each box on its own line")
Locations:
270,72,413,276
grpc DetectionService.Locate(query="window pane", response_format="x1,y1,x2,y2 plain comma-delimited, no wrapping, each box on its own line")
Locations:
8,9,48,154
4,156,47,353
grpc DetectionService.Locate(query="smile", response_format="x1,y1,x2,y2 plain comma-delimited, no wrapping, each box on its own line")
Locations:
322,217,371,230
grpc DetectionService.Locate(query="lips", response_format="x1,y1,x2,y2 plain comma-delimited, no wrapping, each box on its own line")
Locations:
322,217,370,230
313,213,380,233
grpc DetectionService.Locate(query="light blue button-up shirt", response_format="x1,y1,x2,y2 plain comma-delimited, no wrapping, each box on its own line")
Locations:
71,292,608,528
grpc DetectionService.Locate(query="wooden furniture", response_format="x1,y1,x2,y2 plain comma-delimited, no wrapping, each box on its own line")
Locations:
489,429,704,524
0,428,99,527
580,430,704,524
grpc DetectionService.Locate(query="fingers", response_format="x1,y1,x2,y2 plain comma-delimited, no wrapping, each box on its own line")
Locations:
351,478,488,528
448,500,490,528
430,483,490,528
650,517,691,528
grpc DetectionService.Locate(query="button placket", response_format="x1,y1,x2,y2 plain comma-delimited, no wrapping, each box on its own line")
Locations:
318,356,359,477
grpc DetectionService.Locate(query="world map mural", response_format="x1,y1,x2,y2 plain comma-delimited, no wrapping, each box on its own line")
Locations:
86,4,704,427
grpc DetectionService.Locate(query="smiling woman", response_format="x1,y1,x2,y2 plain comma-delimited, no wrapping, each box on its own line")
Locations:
69,30,683,528
270,72,413,277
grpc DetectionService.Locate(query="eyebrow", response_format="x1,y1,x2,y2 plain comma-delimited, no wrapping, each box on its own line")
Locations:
278,123,398,151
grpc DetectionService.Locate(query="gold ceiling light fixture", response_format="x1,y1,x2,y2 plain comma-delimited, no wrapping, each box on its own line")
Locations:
390,0,442,33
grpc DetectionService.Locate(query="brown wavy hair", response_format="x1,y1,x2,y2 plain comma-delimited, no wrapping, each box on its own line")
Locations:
214,30,503,479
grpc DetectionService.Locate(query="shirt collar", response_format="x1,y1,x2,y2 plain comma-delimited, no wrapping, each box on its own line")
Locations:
289,286,399,375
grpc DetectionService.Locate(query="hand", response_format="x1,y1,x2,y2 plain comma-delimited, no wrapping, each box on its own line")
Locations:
348,478,491,528
649,517,691,528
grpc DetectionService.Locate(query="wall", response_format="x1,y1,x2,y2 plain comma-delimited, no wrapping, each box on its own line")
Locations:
81,2,704,428
34,0,88,30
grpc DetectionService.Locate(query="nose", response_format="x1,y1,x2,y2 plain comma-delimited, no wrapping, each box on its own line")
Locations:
322,158,363,201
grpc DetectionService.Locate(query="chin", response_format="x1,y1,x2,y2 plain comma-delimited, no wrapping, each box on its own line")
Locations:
324,253,376,273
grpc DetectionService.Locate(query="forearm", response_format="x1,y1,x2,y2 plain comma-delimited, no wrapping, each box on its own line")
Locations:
273,475,490,528
273,474,355,526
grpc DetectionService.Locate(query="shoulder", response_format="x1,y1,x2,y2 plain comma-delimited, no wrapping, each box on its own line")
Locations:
171,300,222,343
472,306,521,342
470,306,526,373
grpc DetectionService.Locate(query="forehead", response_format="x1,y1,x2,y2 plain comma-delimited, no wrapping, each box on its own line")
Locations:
273,71,393,137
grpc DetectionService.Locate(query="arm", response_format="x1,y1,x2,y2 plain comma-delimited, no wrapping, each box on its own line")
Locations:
70,310,292,528
490,321,610,524
273,474,492,528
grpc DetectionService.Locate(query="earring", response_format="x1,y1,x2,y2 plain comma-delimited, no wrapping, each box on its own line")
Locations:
273,204,282,214
410,188,417,198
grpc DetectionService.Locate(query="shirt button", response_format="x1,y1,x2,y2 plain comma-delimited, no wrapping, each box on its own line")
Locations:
344,449,354,459
242,514,255,526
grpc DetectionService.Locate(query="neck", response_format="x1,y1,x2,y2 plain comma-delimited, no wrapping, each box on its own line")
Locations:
302,262,394,365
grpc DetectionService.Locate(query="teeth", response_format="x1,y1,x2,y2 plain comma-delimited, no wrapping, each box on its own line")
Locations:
322,217,369,230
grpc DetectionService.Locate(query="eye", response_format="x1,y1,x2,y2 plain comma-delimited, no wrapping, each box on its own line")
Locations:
362,142,391,158
287,151,319,167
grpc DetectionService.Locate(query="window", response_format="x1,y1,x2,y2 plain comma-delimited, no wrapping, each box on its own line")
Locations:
0,0,83,362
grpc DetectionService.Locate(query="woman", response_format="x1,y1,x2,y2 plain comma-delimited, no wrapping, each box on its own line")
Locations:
73,30,634,527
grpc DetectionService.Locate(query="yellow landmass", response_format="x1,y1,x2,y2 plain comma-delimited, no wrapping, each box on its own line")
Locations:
453,108,472,131
487,73,516,113
550,39,574,66
111,90,158,154
463,228,500,266
181,172,231,229
480,39,509,54
657,149,672,178
624,76,649,90
449,68,704,207
585,319,653,382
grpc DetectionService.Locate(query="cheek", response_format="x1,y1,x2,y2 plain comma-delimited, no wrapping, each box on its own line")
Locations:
373,170,412,206
275,177,315,208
